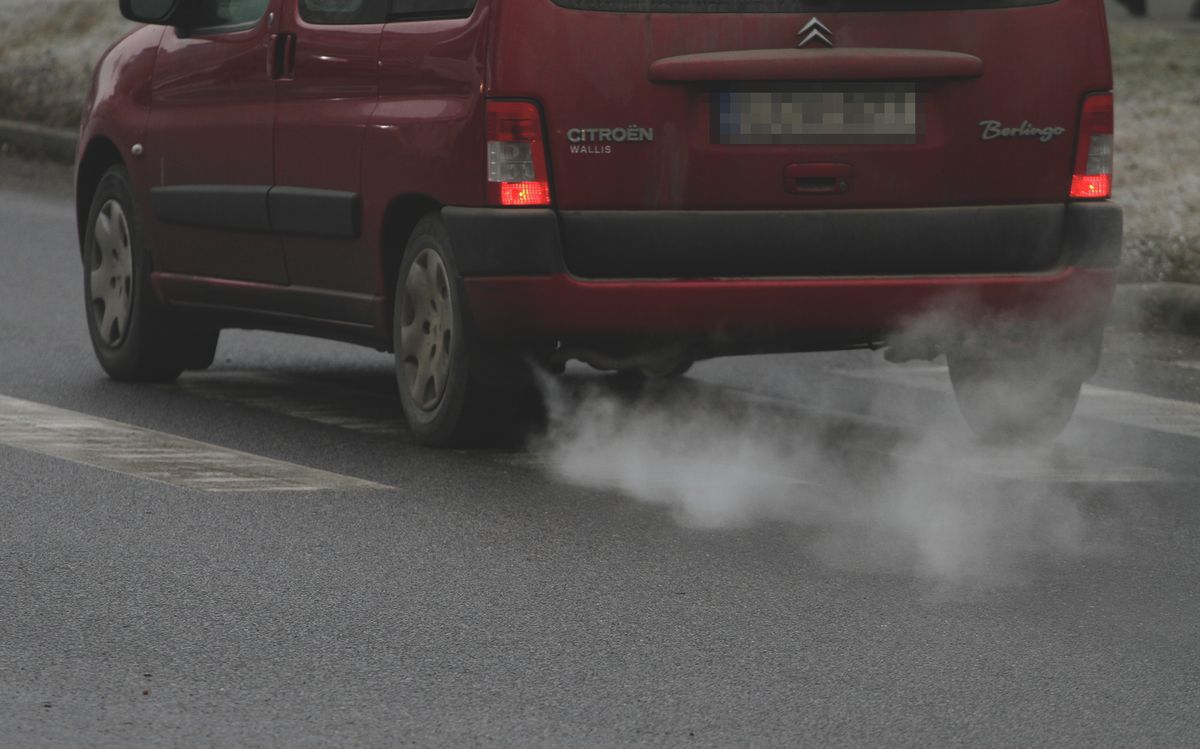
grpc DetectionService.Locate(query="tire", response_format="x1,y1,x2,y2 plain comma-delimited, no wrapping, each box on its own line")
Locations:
947,330,1097,444
1121,0,1147,16
83,165,219,382
393,214,501,447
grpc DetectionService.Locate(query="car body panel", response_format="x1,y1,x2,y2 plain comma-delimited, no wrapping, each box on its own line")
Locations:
275,5,383,294
76,0,1120,358
361,9,492,298
75,24,165,249
464,268,1117,344
490,0,1112,212
142,1,288,285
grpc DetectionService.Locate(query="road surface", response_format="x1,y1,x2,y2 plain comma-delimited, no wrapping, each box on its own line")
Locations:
2,161,1199,747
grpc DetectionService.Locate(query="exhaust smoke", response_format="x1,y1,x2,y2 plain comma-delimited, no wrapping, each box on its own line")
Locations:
535,307,1114,588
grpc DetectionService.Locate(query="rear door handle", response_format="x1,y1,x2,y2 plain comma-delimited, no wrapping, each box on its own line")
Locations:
650,49,982,83
270,33,297,80
784,163,853,194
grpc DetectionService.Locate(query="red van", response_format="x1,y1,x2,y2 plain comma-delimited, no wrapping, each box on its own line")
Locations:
77,0,1121,445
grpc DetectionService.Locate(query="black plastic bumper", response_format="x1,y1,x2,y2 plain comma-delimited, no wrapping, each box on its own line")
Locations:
442,202,1122,279
442,207,565,276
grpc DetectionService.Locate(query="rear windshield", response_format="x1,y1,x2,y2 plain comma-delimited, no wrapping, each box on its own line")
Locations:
551,0,1055,10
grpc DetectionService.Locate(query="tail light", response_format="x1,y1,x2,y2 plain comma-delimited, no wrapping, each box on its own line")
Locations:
486,100,551,207
1069,93,1113,200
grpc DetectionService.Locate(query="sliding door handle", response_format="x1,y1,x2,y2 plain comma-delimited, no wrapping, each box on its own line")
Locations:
269,33,297,80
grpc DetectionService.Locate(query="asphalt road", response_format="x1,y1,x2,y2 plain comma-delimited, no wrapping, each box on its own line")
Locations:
2,161,1200,747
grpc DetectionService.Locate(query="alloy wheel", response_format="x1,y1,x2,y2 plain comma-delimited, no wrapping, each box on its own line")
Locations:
399,247,455,412
89,199,135,347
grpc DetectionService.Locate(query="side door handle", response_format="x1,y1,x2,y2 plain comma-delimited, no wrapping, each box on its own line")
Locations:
270,33,297,80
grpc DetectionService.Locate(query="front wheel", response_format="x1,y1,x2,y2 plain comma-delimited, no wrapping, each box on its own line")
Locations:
83,165,218,381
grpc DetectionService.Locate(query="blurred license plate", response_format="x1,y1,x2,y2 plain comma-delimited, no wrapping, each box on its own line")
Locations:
713,84,920,145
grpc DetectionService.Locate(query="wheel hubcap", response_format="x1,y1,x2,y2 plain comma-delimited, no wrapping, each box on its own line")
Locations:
89,200,134,347
399,248,454,412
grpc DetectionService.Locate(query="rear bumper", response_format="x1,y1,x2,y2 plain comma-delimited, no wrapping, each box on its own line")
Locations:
443,202,1121,341
464,268,1117,340
444,202,1122,278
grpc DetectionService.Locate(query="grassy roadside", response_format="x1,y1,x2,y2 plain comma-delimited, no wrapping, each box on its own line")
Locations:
0,1,128,128
0,3,1196,283
1109,22,1200,284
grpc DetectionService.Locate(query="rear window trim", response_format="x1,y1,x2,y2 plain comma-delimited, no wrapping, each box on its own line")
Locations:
549,0,1059,12
388,0,477,22
387,9,475,21
297,0,476,25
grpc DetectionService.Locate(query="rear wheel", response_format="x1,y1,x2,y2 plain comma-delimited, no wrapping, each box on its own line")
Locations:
394,215,505,446
83,165,218,382
947,328,1099,444
1118,0,1147,17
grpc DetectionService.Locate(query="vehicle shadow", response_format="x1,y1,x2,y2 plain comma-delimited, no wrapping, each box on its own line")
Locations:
169,358,913,464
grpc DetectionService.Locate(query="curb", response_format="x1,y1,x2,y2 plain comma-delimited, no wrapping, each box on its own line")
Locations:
1112,283,1200,338
0,118,77,164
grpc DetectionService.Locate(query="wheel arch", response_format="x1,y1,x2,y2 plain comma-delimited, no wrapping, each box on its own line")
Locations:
379,193,443,314
75,136,125,255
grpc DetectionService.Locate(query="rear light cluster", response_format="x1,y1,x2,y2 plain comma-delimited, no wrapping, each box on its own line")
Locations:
1070,93,1113,200
486,100,551,207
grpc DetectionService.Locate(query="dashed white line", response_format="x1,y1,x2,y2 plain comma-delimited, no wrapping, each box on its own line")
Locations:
886,444,1179,484
0,394,389,492
164,373,404,437
144,367,1198,487
1079,384,1200,440
839,365,1200,441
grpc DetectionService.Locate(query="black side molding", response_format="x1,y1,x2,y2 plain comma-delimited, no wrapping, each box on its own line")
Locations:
268,187,360,239
151,185,272,234
150,185,360,239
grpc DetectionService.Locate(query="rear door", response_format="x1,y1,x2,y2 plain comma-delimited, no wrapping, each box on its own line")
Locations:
273,0,386,299
491,0,1112,212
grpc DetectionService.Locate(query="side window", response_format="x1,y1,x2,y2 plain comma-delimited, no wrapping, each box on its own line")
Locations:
390,0,476,19
299,0,390,24
192,0,272,29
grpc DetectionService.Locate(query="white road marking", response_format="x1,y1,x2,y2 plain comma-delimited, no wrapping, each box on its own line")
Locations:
164,373,404,437
885,444,1179,484
0,394,388,492
175,374,829,489
839,365,1200,441
153,369,1194,487
1079,384,1200,440
495,450,819,489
